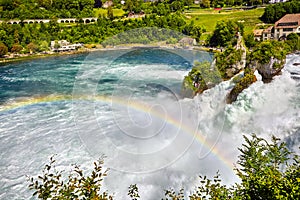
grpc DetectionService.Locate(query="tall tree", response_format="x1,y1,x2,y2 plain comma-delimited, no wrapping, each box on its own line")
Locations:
0,43,8,57
107,6,114,20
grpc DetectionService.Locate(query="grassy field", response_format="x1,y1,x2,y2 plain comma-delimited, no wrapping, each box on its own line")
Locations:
94,8,125,18
185,8,265,39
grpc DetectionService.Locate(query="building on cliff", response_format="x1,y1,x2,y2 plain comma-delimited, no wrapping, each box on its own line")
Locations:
274,14,300,40
253,13,300,41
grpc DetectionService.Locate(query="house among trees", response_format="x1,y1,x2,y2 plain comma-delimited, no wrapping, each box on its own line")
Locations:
50,40,83,52
274,14,300,40
253,29,264,41
253,13,300,41
262,26,274,40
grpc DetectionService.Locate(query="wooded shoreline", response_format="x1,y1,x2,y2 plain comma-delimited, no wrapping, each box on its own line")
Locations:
0,44,212,66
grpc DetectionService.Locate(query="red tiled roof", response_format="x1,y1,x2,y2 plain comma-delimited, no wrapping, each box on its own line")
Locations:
275,14,300,28
263,26,273,33
253,29,263,36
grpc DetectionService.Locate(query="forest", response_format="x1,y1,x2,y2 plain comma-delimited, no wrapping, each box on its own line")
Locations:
0,0,299,57
261,0,300,23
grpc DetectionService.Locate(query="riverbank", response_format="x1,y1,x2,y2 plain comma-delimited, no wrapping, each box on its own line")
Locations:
0,43,213,65
0,49,94,65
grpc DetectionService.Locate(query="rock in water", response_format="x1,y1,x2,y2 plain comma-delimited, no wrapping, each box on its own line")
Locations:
250,57,285,83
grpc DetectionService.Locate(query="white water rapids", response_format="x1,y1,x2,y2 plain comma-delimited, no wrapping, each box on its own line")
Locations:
0,50,299,199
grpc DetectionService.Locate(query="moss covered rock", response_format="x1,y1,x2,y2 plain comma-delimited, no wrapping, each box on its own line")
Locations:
226,72,257,104
249,41,288,83
181,61,222,97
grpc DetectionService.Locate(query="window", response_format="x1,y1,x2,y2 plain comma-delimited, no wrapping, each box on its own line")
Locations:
283,28,293,32
278,22,298,27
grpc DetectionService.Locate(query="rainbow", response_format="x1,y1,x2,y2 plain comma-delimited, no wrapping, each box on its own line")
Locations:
0,94,235,171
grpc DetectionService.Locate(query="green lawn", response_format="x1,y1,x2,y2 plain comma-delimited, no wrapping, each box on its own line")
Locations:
185,8,265,39
94,8,125,18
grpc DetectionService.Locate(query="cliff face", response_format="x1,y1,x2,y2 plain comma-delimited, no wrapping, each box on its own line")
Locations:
182,40,288,104
225,56,286,103
250,57,285,83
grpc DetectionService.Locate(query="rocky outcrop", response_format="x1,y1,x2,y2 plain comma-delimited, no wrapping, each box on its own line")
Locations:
250,57,285,83
226,72,257,104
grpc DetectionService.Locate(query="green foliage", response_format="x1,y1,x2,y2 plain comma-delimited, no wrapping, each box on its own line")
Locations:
201,0,210,8
11,43,23,53
0,42,8,56
215,45,243,79
0,10,205,54
189,172,233,199
107,6,114,20
244,33,257,49
261,0,300,23
28,135,299,199
124,0,143,13
128,184,140,200
102,27,184,46
208,20,243,47
163,134,300,199
164,188,185,200
0,0,95,19
250,40,289,64
28,156,113,200
39,41,49,52
182,20,205,42
286,33,300,52
27,42,38,54
227,71,256,103
236,134,299,200
183,61,222,94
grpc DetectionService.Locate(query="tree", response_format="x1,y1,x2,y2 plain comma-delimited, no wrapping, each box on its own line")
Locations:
286,33,299,51
39,41,49,52
27,42,38,54
244,33,257,49
0,43,8,57
28,156,113,199
215,45,243,79
11,43,23,53
201,0,210,8
208,20,242,47
28,135,300,199
236,135,296,199
182,61,221,95
261,0,300,23
128,184,140,200
164,134,300,199
107,6,114,20
250,40,289,64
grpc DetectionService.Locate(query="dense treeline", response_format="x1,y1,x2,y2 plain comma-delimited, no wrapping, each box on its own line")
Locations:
28,134,300,199
261,0,300,23
207,20,243,47
0,13,204,55
0,0,95,19
0,0,194,19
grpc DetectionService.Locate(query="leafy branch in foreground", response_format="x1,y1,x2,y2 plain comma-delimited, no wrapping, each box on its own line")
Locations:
28,156,112,200
164,134,300,200
28,134,300,199
128,184,140,200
